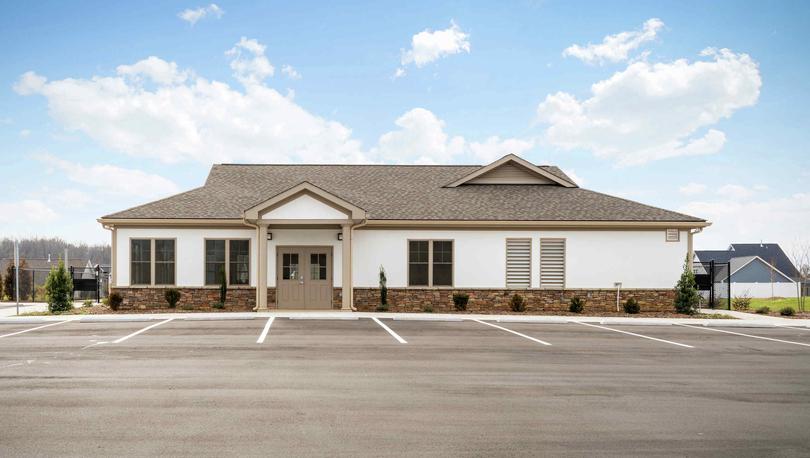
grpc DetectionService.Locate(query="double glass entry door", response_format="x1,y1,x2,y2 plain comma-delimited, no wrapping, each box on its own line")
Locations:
276,246,332,309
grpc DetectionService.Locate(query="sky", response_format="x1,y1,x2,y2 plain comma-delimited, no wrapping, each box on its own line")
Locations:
0,0,808,255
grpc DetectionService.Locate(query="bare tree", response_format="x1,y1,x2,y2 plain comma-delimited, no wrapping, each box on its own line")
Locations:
789,241,810,313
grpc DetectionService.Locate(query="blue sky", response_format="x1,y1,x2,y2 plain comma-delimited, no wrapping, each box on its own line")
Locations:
1,0,808,253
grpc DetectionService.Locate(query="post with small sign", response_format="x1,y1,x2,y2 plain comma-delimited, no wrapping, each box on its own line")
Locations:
614,282,622,312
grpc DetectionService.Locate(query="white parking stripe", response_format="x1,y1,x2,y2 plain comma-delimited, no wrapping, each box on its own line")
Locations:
372,317,407,344
0,320,70,339
574,322,694,348
473,319,552,346
778,325,810,332
256,317,274,344
112,318,173,344
676,323,810,347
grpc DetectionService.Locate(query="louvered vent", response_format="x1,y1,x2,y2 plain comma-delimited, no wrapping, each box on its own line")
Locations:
506,238,532,288
665,229,680,242
540,238,565,289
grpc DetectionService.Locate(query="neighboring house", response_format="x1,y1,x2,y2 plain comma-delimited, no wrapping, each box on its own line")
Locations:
98,154,709,312
695,243,800,298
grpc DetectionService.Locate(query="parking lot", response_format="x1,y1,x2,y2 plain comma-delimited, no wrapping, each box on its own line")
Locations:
1,316,809,456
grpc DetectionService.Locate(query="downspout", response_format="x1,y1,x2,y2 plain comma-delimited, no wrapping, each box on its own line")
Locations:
243,218,262,311
348,218,369,312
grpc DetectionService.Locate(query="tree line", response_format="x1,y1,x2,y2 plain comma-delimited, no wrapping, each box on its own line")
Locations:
0,237,110,265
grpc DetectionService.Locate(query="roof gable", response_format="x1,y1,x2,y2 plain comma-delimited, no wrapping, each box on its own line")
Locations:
729,256,795,283
445,154,577,188
243,181,366,221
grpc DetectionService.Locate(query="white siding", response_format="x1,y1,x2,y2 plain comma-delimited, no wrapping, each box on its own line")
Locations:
730,282,798,298
115,227,257,287
262,194,349,220
353,229,687,289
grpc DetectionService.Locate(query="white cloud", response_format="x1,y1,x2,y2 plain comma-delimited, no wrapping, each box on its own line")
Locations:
563,18,664,65
373,108,465,164
281,64,301,80
178,3,223,25
19,129,31,138
683,193,810,255
117,56,189,85
393,67,406,79
226,37,275,85
0,199,58,223
679,182,707,196
399,21,470,74
562,169,584,186
537,48,761,165
716,184,753,200
38,154,180,199
15,38,367,165
469,136,534,163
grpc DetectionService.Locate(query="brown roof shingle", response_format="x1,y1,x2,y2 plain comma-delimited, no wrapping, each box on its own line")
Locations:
102,164,704,222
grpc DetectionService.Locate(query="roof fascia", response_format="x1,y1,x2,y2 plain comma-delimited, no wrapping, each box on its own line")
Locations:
445,154,576,188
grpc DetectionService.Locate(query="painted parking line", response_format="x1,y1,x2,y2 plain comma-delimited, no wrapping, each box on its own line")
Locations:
0,320,71,339
676,323,810,348
371,317,407,344
472,319,552,346
256,317,274,344
112,318,174,344
777,325,810,332
574,322,694,348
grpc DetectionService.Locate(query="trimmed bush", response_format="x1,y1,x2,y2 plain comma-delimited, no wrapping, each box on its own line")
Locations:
755,306,770,315
509,294,526,313
45,260,73,313
219,266,227,304
623,297,640,314
422,305,434,313
212,301,225,309
453,293,469,312
569,297,585,314
732,295,751,311
83,299,93,307
108,292,123,311
674,257,700,315
779,307,795,317
164,288,181,308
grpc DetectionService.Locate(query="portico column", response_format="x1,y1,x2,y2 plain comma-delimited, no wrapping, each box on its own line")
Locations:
256,223,269,310
341,223,353,310
687,229,694,273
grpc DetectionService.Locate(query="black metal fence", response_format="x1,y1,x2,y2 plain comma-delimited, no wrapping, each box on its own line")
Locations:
694,261,731,310
4,265,110,302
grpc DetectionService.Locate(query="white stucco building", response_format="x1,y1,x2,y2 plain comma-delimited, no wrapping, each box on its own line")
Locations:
100,155,709,312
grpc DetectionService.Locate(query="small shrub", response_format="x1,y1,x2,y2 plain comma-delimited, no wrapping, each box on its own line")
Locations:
375,303,389,312
623,297,640,314
732,295,751,311
212,301,225,309
674,257,700,315
779,307,795,317
755,306,770,315
379,265,388,308
108,292,123,311
219,266,227,304
422,305,434,313
164,288,181,308
509,294,526,313
569,297,585,314
83,299,93,307
452,293,469,312
102,296,110,306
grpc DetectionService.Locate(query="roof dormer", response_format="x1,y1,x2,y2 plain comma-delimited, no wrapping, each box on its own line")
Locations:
445,154,577,188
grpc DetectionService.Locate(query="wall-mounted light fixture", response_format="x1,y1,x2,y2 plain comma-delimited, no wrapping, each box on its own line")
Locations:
337,232,343,241
267,233,273,241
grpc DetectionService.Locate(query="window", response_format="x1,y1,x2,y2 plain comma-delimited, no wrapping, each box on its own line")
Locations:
665,229,680,242
130,239,151,285
408,240,453,287
506,238,531,288
282,253,299,280
432,241,453,286
310,253,327,280
130,238,174,286
205,240,226,285
539,238,565,289
154,240,175,285
229,240,250,285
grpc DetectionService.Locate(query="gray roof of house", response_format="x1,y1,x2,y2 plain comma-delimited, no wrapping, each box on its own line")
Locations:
696,243,800,280
103,164,705,223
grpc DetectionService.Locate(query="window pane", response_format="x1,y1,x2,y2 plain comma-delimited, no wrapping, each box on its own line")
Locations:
283,253,298,280
409,240,428,263
408,264,428,286
408,240,429,286
229,240,250,285
130,239,151,285
154,240,175,285
205,240,225,285
432,241,452,286
310,253,327,280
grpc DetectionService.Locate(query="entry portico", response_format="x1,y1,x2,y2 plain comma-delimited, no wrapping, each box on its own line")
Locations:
242,181,367,311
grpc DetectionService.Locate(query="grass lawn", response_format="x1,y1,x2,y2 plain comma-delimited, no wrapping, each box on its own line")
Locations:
747,297,809,313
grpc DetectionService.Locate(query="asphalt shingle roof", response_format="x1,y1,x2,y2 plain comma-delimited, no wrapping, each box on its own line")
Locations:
103,164,705,223
696,243,800,280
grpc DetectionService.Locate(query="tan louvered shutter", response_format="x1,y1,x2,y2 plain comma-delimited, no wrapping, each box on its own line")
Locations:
506,238,532,288
540,238,565,288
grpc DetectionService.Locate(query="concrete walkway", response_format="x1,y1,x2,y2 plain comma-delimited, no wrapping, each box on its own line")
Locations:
0,303,807,327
